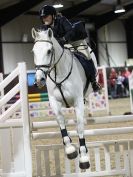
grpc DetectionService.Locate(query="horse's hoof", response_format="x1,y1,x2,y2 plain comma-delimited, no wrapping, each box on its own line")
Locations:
79,161,90,169
67,150,78,160
65,144,78,160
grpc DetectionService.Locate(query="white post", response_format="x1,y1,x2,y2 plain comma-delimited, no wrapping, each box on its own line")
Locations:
0,73,5,113
102,66,110,115
129,72,133,113
18,62,32,177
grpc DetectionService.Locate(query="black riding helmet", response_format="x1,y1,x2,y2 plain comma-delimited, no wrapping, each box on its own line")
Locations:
39,5,57,18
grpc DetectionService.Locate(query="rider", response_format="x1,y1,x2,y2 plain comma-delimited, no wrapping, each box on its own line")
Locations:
39,5,101,92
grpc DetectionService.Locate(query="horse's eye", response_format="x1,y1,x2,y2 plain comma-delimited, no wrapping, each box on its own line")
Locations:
47,50,51,55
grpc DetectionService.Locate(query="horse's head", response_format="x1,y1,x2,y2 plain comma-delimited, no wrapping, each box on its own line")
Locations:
32,28,54,87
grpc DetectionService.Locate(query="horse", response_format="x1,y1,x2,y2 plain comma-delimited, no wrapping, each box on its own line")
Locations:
31,28,95,169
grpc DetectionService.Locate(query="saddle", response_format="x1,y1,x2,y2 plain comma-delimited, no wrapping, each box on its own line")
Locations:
74,51,90,95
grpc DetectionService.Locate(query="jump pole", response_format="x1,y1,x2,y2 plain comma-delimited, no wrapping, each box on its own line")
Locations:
32,114,133,129
32,126,133,140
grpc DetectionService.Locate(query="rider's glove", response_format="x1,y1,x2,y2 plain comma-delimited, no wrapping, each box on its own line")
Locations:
57,37,67,46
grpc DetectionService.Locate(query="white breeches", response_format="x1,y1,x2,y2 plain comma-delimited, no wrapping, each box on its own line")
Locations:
64,39,97,70
70,40,91,60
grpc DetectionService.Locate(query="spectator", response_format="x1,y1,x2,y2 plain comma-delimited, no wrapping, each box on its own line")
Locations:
98,69,104,88
123,67,131,78
109,68,117,98
122,67,130,96
116,71,124,98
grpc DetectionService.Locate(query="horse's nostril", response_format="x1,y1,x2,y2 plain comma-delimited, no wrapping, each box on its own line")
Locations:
33,81,38,87
40,78,46,86
34,78,46,88
41,78,45,81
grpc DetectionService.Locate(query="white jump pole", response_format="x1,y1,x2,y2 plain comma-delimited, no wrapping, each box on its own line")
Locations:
0,67,19,91
0,119,22,128
32,126,133,140
0,73,5,113
32,114,133,129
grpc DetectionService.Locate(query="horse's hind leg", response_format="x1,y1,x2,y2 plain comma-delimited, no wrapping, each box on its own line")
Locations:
75,98,90,169
49,97,78,159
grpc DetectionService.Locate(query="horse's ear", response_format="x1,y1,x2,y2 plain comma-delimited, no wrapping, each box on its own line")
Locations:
48,28,53,39
31,28,38,39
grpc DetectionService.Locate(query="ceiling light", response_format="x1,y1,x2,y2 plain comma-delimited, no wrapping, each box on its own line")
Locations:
53,4,63,8
114,0,125,14
53,1,63,8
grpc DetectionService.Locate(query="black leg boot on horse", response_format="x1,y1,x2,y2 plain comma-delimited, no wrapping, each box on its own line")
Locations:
61,128,78,159
79,138,90,169
86,59,101,92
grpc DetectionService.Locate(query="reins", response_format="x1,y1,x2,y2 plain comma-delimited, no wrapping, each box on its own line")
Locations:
34,39,95,107
35,40,73,108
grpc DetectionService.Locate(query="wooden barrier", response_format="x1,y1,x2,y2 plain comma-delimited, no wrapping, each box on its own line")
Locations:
32,114,133,129
0,63,32,177
34,139,133,177
9,92,49,104
32,126,133,140
28,93,49,102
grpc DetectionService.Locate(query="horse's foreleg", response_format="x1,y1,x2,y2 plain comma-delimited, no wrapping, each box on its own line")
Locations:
49,97,78,159
60,120,78,160
75,98,90,169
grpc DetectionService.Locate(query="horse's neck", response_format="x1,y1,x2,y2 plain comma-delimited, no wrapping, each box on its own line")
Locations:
52,39,72,77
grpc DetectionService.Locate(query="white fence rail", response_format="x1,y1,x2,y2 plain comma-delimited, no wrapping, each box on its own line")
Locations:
34,139,133,177
0,63,32,177
32,126,133,140
32,114,133,130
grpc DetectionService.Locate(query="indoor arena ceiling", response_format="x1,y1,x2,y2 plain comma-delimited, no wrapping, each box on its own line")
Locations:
0,0,133,28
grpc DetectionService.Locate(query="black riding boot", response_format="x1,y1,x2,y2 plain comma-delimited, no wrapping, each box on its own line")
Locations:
86,59,101,92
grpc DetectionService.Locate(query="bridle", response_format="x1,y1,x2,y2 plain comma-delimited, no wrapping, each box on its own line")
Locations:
34,39,73,108
35,40,64,77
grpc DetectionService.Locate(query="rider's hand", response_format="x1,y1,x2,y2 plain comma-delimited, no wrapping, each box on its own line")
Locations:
57,37,66,46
